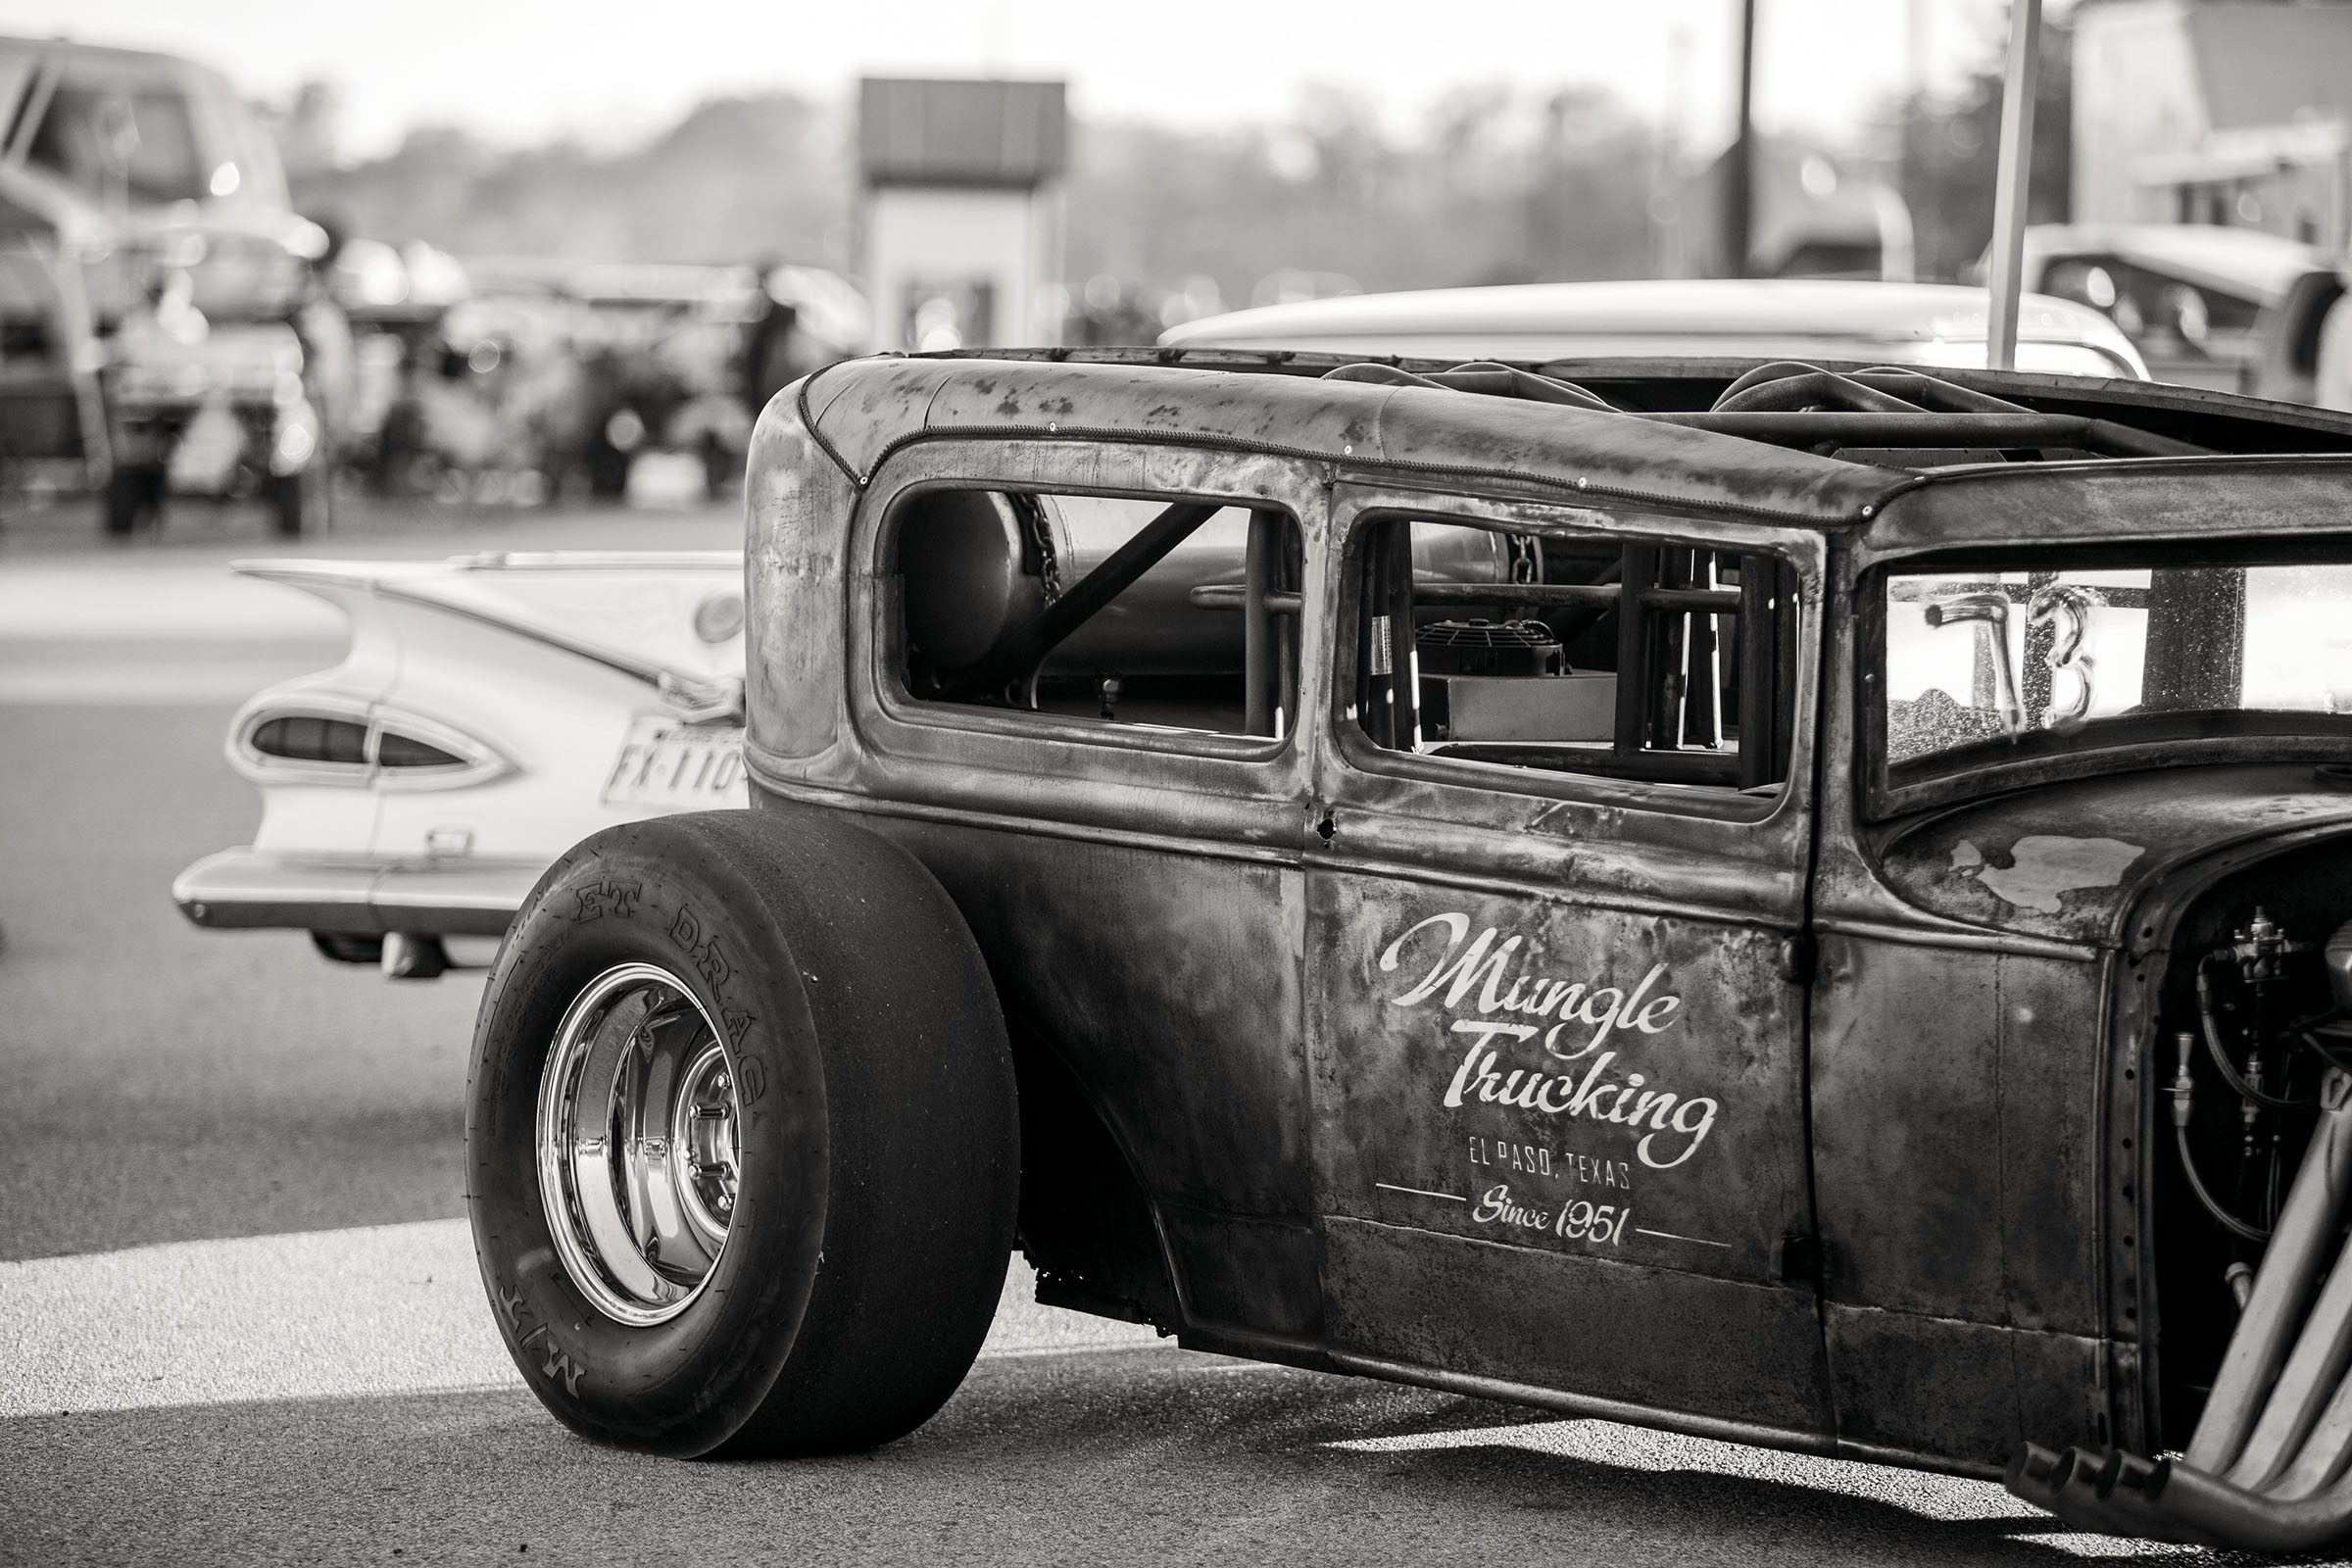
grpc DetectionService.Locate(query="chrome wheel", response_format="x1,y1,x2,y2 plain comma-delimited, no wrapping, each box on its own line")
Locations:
537,963,741,1326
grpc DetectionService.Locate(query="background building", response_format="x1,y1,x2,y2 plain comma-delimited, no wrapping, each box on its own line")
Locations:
2074,0,2352,249
858,77,1067,351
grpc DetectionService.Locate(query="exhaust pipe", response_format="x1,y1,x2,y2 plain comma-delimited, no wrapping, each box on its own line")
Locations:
381,931,448,981
2009,915,2352,1549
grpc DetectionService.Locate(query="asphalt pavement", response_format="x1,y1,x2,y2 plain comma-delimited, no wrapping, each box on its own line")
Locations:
0,487,2290,1565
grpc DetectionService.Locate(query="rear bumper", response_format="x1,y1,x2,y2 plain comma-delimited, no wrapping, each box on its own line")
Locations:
172,848,546,937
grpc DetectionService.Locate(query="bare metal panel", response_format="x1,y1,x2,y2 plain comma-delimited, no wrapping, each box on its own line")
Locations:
1810,935,2106,1327
1325,1218,1831,1435
1824,1305,2102,1467
1874,767,2352,948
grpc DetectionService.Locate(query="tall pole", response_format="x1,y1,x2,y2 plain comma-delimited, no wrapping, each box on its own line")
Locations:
1985,0,2043,369
1726,0,1757,278
1656,26,1691,277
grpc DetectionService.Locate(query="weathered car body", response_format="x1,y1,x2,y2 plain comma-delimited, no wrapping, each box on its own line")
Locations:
172,553,747,975
173,291,2133,965
689,347,2352,1547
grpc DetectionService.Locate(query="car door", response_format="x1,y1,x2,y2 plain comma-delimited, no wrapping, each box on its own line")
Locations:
834,437,1327,1353
1303,480,1836,1441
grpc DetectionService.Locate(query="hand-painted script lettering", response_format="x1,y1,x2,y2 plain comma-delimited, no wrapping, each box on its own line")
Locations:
1383,912,1681,1057
1471,1183,1632,1246
1382,912,1718,1170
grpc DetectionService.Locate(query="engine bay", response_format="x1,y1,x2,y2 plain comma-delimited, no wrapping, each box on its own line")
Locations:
2147,845,2352,1455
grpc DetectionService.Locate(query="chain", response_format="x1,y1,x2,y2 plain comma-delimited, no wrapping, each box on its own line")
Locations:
1015,494,1061,604
1509,534,1539,585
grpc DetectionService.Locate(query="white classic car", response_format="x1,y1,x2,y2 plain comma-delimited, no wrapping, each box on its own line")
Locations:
172,552,747,976
1159,277,2152,380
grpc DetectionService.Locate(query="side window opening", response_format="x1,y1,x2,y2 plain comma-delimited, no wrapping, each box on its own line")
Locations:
893,487,1304,741
1352,516,1799,791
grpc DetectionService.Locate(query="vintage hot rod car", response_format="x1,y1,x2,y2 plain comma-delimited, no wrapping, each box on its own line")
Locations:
173,289,2151,975
461,346,2352,1550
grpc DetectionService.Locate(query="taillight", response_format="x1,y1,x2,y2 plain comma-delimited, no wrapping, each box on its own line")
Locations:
374,730,463,768
250,714,368,765
232,702,508,788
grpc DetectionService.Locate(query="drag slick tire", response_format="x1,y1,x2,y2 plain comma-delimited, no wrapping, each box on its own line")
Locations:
467,808,1017,1456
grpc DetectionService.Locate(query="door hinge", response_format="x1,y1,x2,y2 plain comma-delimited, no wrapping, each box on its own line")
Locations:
1774,1231,1826,1285
1776,931,1817,986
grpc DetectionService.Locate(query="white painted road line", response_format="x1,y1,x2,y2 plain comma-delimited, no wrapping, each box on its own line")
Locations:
0,1220,513,1416
0,1219,1161,1418
0,563,343,639
0,555,349,702
0,660,335,705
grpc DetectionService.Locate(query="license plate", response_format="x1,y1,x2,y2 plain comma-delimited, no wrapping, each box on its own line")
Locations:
603,717,747,808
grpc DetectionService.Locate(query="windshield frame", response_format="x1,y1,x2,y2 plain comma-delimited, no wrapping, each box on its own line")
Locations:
1860,535,2352,819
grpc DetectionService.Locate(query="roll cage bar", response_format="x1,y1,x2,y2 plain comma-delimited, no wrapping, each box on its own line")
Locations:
917,347,2352,466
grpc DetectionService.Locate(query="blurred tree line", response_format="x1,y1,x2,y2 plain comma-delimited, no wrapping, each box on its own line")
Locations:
1066,85,1661,310
288,93,851,265
1892,14,2071,284
281,18,2060,321
289,82,1665,301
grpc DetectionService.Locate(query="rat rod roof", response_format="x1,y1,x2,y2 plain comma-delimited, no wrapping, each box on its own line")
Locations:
795,351,2352,534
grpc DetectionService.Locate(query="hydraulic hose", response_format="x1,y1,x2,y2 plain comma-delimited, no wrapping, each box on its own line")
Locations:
2201,956,2317,1111
2180,1123,2273,1244
2176,1030,2273,1243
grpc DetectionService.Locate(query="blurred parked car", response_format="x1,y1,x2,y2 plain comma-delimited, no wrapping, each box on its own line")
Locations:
557,263,757,500
372,274,589,504
2313,283,2352,413
1159,278,2151,380
2011,222,2343,397
0,36,336,534
2250,257,2352,414
366,260,871,505
327,236,468,481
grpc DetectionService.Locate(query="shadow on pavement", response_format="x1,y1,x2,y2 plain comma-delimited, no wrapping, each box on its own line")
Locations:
0,1350,2268,1567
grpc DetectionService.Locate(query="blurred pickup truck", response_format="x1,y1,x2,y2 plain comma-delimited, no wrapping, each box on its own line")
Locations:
0,35,333,534
2011,224,2351,407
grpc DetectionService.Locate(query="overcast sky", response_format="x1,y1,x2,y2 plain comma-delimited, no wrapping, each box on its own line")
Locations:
8,0,2036,160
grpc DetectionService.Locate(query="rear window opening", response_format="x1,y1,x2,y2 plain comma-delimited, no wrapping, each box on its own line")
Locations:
892,487,1303,742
